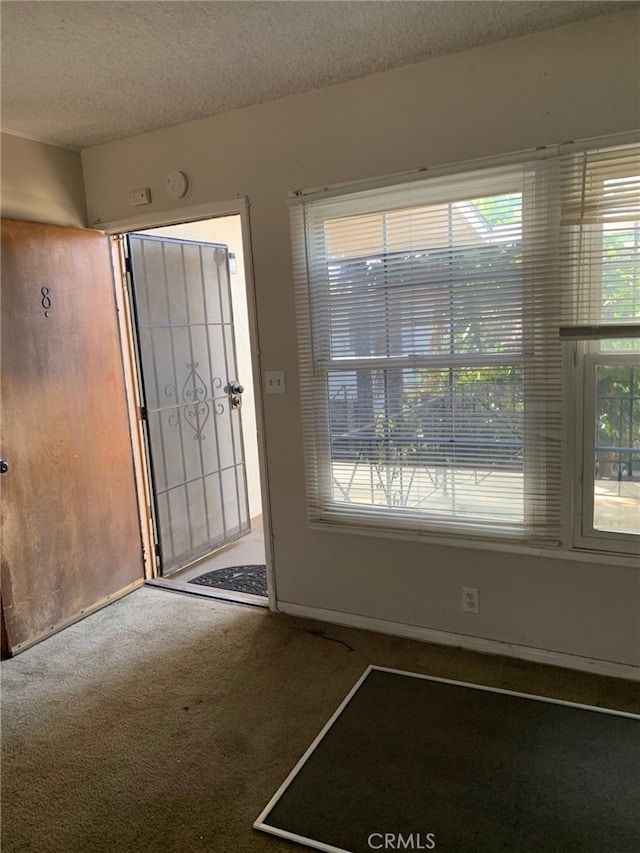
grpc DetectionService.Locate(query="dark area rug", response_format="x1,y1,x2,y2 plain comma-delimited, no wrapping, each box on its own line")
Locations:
189,564,267,596
255,666,640,853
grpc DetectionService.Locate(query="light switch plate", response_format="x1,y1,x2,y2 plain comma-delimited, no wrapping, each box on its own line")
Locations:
264,371,286,394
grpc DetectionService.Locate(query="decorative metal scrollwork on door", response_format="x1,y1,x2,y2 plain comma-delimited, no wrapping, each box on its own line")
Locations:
182,363,209,439
164,363,222,441
163,365,234,441
212,376,225,415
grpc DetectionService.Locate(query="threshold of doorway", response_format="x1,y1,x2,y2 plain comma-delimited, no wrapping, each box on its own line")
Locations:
146,516,268,608
145,576,267,608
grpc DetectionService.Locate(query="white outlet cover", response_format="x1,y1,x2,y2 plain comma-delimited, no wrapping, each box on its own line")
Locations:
165,171,189,199
462,587,479,613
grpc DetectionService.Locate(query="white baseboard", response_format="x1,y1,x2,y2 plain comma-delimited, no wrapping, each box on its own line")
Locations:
276,601,640,682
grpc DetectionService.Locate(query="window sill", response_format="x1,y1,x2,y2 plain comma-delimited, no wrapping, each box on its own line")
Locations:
308,518,639,569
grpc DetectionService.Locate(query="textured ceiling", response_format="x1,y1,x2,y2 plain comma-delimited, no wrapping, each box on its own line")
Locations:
1,0,637,151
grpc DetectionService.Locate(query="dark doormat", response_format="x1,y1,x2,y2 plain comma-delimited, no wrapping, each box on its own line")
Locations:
255,666,640,853
189,564,267,596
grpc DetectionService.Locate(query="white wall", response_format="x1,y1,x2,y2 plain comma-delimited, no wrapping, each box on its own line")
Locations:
1,132,86,227
82,10,640,667
140,217,262,520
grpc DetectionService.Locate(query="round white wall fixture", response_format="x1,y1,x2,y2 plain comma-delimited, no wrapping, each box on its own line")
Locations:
165,171,189,199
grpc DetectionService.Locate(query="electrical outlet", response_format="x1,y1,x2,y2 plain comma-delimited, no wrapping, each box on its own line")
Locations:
462,587,479,613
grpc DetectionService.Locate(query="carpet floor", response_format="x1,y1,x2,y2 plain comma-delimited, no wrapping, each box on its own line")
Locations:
1,587,638,853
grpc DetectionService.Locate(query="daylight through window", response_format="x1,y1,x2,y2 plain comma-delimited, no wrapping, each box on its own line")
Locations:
293,140,639,553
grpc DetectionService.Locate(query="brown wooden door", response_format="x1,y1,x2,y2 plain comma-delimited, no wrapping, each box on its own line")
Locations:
1,219,144,655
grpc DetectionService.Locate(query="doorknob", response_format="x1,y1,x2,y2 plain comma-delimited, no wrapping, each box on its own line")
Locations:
228,381,244,409
0,460,8,474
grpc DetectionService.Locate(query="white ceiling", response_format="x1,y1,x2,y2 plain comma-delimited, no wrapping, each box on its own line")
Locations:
1,0,637,151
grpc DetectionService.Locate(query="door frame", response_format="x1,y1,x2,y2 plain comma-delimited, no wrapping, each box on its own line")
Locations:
98,198,275,610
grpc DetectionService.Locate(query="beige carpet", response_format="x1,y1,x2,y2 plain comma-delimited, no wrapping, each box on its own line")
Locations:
2,586,638,853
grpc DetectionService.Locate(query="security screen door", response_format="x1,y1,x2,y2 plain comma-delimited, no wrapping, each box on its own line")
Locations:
127,234,250,576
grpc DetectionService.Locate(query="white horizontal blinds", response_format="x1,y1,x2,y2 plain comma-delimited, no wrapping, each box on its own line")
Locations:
560,143,640,332
295,160,563,541
522,164,563,543
292,202,337,523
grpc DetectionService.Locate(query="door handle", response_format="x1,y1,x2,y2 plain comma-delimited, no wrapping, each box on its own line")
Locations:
228,381,244,409
0,460,8,474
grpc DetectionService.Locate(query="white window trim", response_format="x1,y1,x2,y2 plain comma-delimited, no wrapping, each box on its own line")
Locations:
307,517,638,568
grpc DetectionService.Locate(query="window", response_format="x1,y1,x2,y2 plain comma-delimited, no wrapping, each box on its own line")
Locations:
293,140,639,554
560,148,640,554
588,359,639,537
